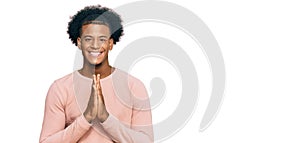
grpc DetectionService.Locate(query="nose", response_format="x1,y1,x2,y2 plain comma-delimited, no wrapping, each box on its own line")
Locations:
91,40,101,49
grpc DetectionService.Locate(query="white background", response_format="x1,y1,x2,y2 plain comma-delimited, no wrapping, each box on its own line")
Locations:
0,0,299,142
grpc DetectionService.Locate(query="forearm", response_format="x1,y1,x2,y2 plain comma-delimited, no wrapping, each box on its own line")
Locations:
100,115,153,143
40,115,91,143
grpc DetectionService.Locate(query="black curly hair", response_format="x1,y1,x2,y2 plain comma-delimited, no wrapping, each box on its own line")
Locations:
67,5,124,46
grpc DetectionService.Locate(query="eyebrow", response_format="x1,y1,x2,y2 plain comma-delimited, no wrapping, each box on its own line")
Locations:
82,35,109,38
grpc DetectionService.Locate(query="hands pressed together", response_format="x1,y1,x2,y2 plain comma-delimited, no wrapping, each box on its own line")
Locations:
83,74,109,123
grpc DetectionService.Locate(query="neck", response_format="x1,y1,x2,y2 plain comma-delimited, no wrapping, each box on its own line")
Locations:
79,60,114,79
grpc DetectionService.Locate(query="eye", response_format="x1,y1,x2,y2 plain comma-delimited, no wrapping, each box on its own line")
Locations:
100,38,108,42
84,38,92,42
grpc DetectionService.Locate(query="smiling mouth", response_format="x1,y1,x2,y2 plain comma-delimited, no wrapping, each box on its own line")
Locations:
89,51,103,57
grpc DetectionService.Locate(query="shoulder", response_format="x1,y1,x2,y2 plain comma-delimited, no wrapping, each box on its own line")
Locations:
113,68,145,88
113,69,150,109
47,72,74,101
113,69,148,98
53,72,74,86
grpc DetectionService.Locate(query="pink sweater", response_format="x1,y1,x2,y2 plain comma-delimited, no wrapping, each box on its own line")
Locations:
40,69,153,143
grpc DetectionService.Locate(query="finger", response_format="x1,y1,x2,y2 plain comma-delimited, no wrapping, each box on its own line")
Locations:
93,84,99,108
94,89,99,104
93,74,97,85
96,74,105,104
96,74,102,93
92,74,97,90
97,74,100,88
91,75,99,97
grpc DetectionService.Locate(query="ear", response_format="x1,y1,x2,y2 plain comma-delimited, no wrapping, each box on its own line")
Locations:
77,37,82,50
109,38,114,50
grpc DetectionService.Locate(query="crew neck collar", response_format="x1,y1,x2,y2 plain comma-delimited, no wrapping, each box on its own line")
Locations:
74,68,118,82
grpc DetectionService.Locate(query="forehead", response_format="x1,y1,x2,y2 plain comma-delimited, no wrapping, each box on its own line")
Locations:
81,24,110,36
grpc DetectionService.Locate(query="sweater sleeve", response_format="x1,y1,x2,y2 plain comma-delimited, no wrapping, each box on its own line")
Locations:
39,82,91,143
100,80,154,143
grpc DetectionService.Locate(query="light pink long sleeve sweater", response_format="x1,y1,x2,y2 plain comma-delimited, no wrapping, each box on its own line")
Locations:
40,69,154,143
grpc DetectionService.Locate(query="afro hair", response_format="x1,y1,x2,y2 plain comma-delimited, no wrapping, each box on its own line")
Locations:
67,5,124,46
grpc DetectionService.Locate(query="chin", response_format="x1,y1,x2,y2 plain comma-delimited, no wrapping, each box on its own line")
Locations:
85,56,106,66
88,60,103,66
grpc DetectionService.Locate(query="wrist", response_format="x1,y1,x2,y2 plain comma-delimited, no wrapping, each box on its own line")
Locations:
98,111,109,123
83,113,93,123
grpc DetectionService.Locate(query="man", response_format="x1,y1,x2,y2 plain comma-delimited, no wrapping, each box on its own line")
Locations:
40,5,153,143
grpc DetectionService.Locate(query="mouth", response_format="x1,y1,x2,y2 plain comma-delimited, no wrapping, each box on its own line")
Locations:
89,51,103,57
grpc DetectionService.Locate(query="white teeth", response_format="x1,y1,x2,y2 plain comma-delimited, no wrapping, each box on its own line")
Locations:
90,52,100,56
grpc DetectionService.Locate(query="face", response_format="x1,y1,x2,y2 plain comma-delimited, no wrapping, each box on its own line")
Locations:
77,24,113,66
